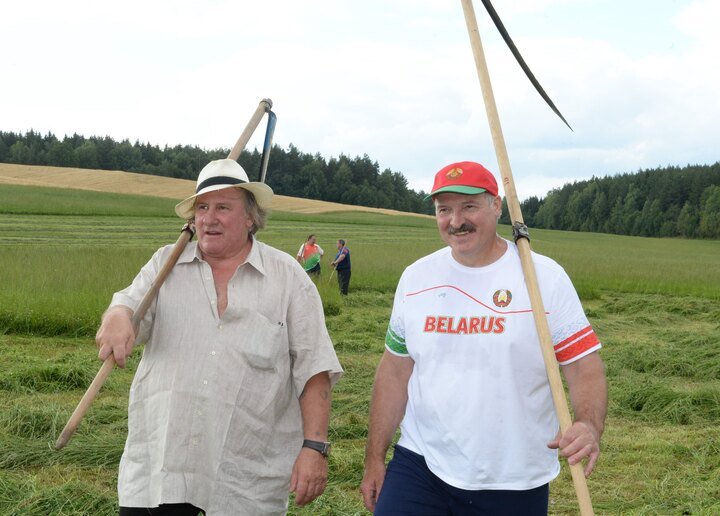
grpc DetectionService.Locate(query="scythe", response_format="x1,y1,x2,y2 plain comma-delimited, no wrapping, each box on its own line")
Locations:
460,1,594,514
55,98,276,450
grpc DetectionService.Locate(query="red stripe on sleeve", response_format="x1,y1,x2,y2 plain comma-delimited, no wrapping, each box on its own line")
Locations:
554,326,593,351
555,331,600,363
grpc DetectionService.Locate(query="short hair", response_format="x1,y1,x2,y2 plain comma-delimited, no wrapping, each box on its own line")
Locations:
433,192,501,222
240,189,268,235
338,239,346,246
433,191,496,208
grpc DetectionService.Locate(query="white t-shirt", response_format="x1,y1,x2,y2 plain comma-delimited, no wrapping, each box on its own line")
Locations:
385,240,601,490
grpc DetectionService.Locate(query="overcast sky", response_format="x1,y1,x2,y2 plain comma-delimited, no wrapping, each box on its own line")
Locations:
2,0,718,200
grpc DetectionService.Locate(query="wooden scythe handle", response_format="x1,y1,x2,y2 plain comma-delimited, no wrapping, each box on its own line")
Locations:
55,226,194,450
55,98,274,450
459,1,594,514
228,98,273,161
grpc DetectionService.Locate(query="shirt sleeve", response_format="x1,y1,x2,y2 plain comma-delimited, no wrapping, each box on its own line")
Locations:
109,246,168,345
385,273,409,356
286,270,343,396
545,267,601,365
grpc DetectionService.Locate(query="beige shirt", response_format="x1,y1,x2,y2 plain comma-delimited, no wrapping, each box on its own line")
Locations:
111,237,343,515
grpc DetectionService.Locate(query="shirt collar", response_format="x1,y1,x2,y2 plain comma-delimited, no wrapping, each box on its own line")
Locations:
243,236,266,275
176,235,267,276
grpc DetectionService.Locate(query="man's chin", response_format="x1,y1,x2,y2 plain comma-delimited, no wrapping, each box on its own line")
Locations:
200,233,223,242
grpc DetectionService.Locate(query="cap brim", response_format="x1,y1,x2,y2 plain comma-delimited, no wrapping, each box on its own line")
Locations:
174,183,274,219
424,185,487,201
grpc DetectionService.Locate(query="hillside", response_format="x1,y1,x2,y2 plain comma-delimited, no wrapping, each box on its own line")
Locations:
515,162,720,239
0,131,433,215
0,163,431,218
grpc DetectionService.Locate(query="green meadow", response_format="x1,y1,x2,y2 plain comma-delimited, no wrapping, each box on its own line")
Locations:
0,183,719,515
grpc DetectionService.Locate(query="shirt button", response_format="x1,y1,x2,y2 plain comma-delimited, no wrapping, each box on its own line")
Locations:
202,380,208,385
197,410,203,416
191,438,198,446
218,325,223,330
211,351,216,356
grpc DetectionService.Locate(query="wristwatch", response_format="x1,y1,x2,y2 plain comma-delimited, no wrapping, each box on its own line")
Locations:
302,439,331,458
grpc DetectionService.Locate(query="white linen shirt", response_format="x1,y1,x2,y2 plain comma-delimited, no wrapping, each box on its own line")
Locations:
111,237,343,515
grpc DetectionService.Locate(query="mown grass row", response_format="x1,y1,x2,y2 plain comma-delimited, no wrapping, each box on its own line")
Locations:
1,288,720,514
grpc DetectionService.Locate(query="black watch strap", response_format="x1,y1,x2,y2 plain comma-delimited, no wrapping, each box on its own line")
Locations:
302,439,331,457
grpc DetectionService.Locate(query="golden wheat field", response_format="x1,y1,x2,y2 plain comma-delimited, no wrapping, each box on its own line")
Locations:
0,163,432,218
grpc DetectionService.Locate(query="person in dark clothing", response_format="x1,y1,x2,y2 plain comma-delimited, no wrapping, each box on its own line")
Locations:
331,239,351,295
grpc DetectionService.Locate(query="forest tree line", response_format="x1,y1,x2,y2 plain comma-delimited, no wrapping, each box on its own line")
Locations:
2,130,719,238
502,163,720,239
0,130,434,215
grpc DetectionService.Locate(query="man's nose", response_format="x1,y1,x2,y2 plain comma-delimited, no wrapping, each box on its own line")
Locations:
449,210,464,227
202,206,218,222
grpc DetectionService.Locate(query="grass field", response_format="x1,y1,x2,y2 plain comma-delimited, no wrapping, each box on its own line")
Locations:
1,183,719,515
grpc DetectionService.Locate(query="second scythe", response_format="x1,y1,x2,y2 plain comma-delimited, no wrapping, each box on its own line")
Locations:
55,98,276,450
460,1,595,515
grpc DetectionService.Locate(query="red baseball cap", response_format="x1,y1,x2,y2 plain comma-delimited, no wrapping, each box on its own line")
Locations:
427,161,499,199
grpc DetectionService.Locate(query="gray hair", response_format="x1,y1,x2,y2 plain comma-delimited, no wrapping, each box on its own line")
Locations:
190,187,268,235
433,192,497,208
241,189,268,235
433,192,502,223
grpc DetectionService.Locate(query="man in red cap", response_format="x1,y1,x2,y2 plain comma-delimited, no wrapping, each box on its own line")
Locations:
361,161,607,515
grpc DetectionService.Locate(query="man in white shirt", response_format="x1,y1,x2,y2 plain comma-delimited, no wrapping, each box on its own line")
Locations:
97,159,343,516
360,161,606,515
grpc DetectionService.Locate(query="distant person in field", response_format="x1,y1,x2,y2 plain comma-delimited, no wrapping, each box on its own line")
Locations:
330,239,351,295
96,158,343,515
296,234,324,277
360,161,607,515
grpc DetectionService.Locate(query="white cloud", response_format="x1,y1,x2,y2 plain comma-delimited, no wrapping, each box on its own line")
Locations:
1,0,717,202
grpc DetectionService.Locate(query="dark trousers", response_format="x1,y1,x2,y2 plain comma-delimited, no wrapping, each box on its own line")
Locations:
120,503,204,516
337,268,351,295
375,445,549,516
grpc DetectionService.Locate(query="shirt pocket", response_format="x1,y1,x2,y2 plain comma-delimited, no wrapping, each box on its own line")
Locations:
221,310,292,419
236,310,287,371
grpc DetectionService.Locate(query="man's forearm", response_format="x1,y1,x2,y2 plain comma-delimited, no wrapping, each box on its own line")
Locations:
365,352,414,463
299,372,332,441
563,351,608,438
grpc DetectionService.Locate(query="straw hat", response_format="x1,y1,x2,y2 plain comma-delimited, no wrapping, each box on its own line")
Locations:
175,159,274,219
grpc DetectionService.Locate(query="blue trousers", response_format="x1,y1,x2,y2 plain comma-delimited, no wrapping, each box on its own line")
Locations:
375,445,549,516
337,268,351,295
